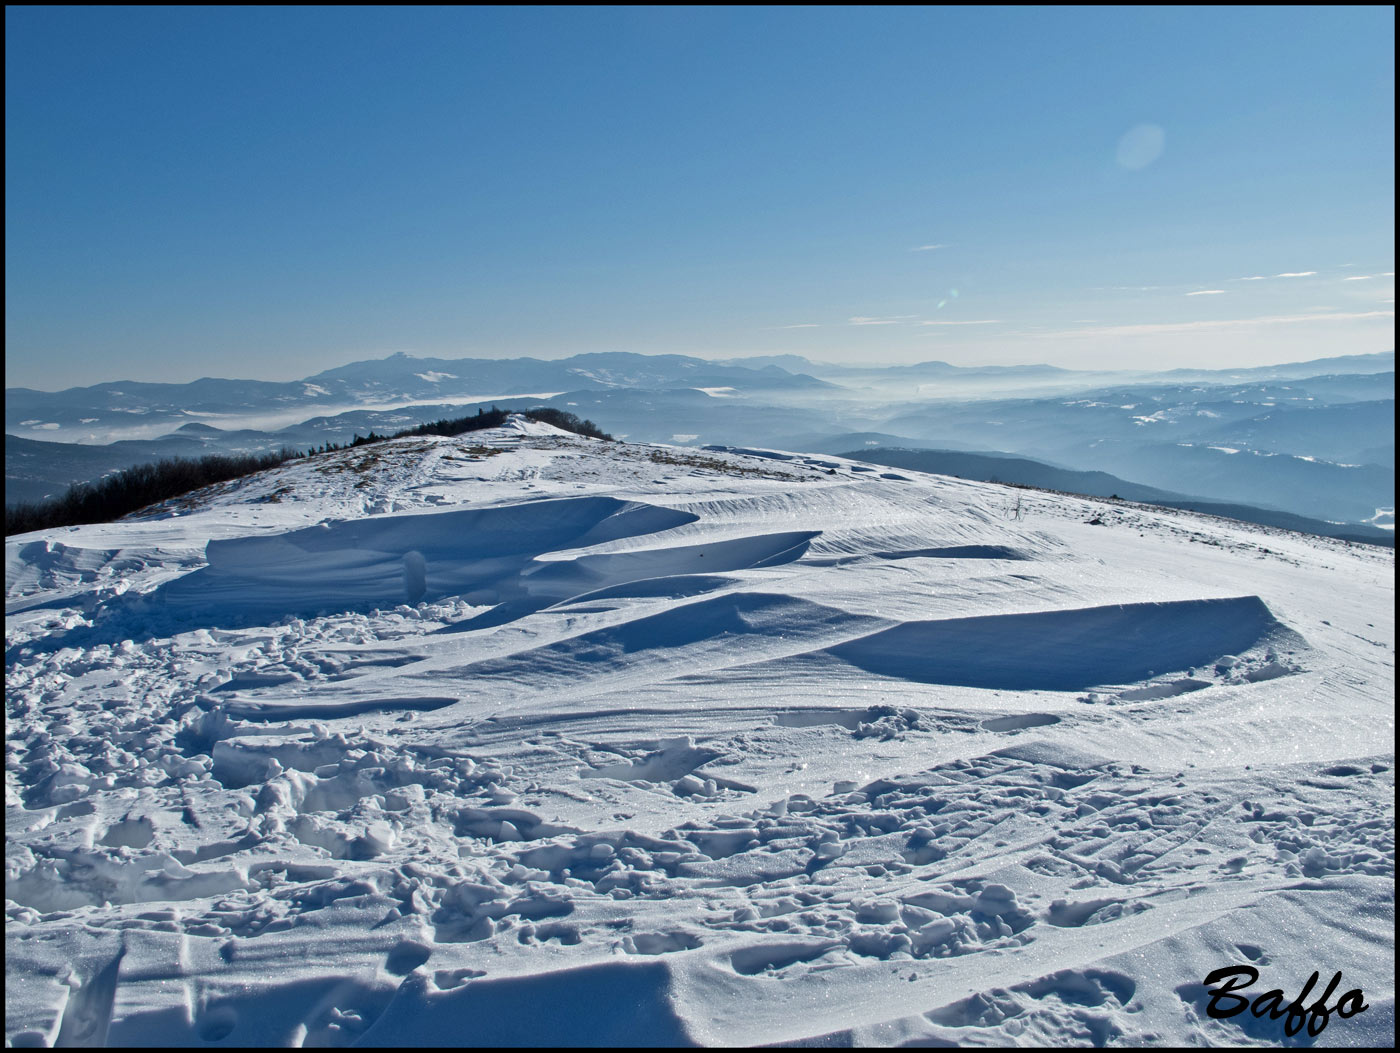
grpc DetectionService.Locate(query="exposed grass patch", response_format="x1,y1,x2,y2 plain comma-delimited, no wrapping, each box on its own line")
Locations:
644,447,815,480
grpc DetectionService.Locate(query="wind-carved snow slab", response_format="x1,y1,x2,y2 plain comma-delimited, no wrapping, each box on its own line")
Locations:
375,592,878,701
822,596,1304,691
222,592,876,719
526,530,820,605
155,496,699,622
6,428,1392,1049
354,960,696,1047
558,573,740,604
806,544,1030,567
5,539,171,614
876,544,1028,560
227,694,459,723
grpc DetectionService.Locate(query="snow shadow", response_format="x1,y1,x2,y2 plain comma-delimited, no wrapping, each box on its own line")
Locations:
355,960,697,1046
142,496,700,629
435,530,819,633
525,531,816,601
417,592,880,694
823,595,1303,691
872,545,1027,560
105,974,400,1047
561,573,740,604
806,543,1029,567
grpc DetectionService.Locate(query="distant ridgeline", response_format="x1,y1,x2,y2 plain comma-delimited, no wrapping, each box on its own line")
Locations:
5,407,611,536
843,447,1394,548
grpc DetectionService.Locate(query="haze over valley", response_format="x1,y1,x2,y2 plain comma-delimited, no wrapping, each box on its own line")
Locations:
8,349,1394,538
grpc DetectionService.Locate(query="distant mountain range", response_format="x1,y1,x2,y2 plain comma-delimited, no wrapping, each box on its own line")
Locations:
5,352,836,438
724,349,1395,386
6,350,1394,535
8,350,1391,440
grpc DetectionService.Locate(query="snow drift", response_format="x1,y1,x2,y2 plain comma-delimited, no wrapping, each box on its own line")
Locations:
5,427,1391,1048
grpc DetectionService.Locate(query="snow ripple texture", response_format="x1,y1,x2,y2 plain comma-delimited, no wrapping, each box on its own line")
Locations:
6,424,1393,1047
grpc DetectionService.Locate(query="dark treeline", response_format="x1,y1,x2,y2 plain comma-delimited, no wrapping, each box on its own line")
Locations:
6,407,612,536
399,406,612,442
5,449,303,536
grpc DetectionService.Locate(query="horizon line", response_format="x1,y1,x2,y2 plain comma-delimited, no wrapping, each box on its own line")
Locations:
4,347,1393,394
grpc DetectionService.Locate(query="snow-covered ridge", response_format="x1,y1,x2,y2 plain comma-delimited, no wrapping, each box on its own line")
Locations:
5,426,1393,1046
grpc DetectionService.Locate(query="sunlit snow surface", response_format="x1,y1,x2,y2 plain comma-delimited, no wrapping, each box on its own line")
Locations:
6,418,1394,1047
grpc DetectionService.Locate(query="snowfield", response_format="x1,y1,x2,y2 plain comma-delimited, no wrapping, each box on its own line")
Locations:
5,417,1394,1046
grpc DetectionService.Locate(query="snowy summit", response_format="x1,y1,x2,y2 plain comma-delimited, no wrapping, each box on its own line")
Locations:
5,416,1394,1046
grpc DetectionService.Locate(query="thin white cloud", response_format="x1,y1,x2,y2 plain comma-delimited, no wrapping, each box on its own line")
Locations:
848,317,902,326
1231,276,1269,281
1275,271,1317,278
911,244,949,252
915,319,1002,326
1033,310,1393,339
1186,290,1226,296
1343,276,1374,281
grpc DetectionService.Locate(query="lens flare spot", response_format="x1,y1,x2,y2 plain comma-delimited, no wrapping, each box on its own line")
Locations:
1116,123,1166,170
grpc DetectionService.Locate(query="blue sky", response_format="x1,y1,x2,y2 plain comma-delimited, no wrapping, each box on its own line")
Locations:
5,5,1394,389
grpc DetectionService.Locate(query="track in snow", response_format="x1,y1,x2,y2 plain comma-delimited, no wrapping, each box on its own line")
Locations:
5,428,1392,1047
